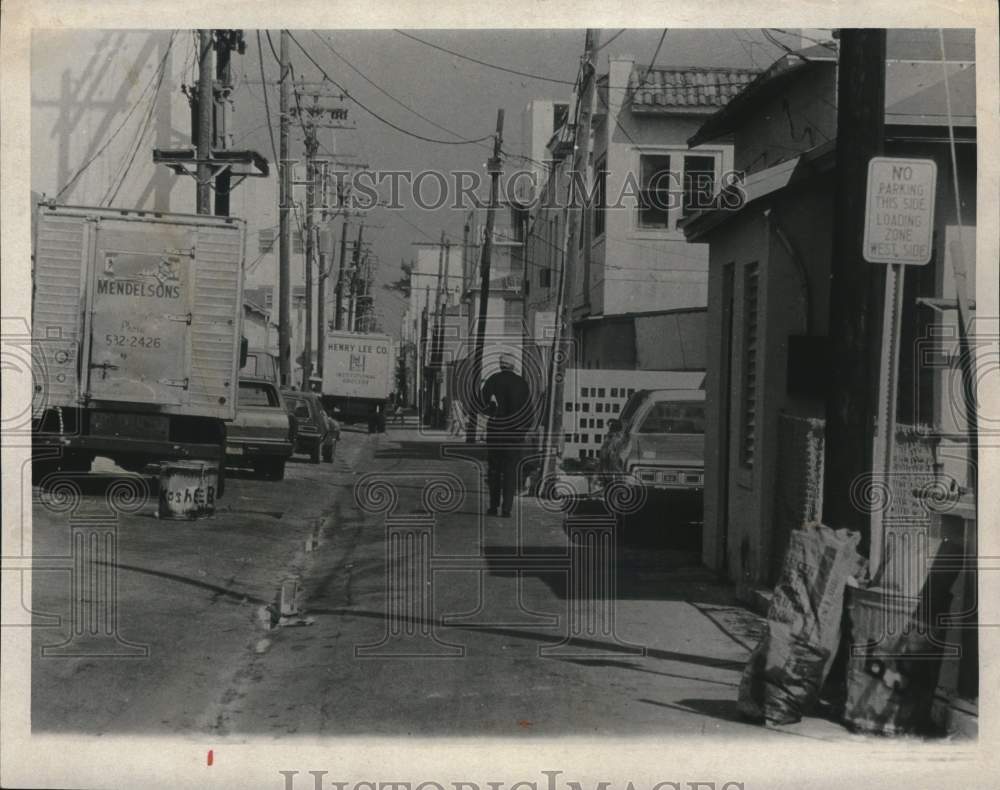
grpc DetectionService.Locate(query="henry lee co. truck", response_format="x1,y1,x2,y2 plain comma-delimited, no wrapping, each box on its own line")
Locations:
319,330,394,432
31,202,246,496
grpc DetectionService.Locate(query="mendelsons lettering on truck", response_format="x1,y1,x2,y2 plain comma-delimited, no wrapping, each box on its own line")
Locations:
96,278,182,299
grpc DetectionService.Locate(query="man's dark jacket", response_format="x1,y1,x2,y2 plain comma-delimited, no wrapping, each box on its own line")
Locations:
480,369,533,442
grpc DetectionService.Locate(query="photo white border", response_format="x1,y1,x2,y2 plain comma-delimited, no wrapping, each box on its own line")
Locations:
3,2,998,788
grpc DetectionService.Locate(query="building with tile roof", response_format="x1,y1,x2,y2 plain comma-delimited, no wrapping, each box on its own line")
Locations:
522,55,761,396
680,31,978,604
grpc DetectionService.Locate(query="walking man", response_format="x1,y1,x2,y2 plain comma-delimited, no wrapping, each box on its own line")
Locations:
480,354,533,517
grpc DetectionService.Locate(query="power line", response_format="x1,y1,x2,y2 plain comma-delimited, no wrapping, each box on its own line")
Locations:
285,31,494,147
311,31,481,145
393,29,577,86
102,32,176,206
55,31,179,200
769,28,838,52
634,29,668,92
595,29,627,52
256,31,280,166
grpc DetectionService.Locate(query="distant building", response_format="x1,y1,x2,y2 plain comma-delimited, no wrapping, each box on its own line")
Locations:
522,55,758,374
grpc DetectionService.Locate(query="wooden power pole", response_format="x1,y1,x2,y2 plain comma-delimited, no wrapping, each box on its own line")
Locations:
821,29,886,554
302,133,318,389
465,109,505,442
335,212,349,330
316,164,331,378
541,29,599,478
196,30,214,215
277,30,292,386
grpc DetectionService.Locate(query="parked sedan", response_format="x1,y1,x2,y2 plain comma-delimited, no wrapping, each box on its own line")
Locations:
226,378,294,480
598,387,706,543
282,390,338,463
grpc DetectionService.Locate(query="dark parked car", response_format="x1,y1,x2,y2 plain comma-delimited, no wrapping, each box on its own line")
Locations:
282,390,338,463
226,378,294,480
598,386,706,542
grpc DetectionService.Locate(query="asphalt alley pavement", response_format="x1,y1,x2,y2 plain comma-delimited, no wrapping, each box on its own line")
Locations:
30,425,862,741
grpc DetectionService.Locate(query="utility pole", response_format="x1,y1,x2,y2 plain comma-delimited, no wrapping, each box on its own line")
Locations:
302,133,318,389
541,29,599,478
335,212,349,330
212,31,245,216
348,223,365,330
291,79,354,377
196,30,214,215
277,30,292,386
465,108,505,442
419,286,430,424
431,232,448,427
821,29,886,556
317,163,331,378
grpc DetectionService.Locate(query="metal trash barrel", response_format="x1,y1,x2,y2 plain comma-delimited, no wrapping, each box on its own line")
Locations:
842,585,949,734
157,460,218,520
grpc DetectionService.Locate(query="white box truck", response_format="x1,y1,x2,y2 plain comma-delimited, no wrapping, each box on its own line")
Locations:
31,202,246,495
320,330,394,432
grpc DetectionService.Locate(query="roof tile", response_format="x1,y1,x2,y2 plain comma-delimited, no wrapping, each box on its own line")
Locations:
629,66,759,110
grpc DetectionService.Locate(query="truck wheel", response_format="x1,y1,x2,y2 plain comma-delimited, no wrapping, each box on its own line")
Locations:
310,445,321,464
267,460,286,481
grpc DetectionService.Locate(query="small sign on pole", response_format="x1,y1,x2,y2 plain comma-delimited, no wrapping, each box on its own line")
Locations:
863,156,938,575
863,157,937,265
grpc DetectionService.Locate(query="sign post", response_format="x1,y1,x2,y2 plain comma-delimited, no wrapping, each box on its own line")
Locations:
863,157,937,573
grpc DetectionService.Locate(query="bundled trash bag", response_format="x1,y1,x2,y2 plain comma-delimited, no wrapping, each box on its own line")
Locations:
739,629,831,724
738,524,864,725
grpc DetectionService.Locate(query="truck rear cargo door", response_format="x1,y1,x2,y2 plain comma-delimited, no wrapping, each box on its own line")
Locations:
86,224,194,405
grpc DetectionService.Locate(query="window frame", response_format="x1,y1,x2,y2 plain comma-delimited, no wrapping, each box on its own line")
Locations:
630,145,725,237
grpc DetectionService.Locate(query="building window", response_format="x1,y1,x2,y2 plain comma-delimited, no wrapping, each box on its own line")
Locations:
637,150,721,230
594,156,607,238
539,267,552,288
683,155,717,216
638,153,673,229
740,262,760,468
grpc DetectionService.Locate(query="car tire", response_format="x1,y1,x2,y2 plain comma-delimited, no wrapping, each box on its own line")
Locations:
322,443,334,463
310,445,321,464
216,458,226,499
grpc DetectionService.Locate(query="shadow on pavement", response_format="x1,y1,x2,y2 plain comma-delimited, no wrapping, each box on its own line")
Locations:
559,658,740,689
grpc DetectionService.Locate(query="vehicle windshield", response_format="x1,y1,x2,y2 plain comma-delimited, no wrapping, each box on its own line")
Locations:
241,353,277,382
618,390,648,426
241,355,260,377
238,382,278,407
637,400,705,434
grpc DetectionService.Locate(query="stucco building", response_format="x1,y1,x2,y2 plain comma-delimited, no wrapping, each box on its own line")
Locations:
682,30,977,589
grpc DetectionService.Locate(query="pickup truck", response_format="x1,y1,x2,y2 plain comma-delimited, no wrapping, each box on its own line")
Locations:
226,378,294,480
